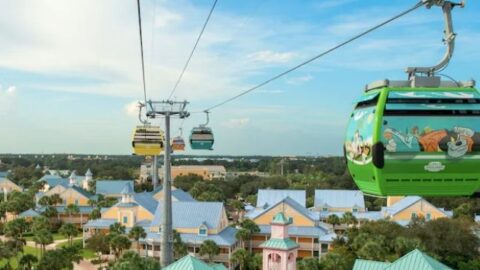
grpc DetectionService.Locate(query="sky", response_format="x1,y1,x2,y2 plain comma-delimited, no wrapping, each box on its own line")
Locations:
0,0,479,156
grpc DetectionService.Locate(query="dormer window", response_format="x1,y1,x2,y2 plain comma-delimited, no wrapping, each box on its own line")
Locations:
352,208,358,213
198,224,208,236
322,207,328,212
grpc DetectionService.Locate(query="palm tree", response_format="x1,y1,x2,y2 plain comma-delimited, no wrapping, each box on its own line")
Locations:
326,214,341,231
38,196,51,206
33,229,54,257
109,234,131,261
199,240,220,263
42,205,58,219
235,228,251,249
341,212,358,227
109,222,126,235
89,207,101,220
49,194,62,206
65,203,80,223
239,219,260,251
59,223,79,246
230,248,249,270
128,226,146,254
173,230,187,259
19,254,38,270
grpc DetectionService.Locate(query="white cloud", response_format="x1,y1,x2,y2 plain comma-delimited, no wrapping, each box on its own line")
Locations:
124,101,140,117
286,74,313,85
6,86,16,96
221,118,250,128
154,8,183,28
248,50,296,64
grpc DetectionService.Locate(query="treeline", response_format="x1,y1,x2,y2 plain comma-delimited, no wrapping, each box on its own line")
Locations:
315,218,480,270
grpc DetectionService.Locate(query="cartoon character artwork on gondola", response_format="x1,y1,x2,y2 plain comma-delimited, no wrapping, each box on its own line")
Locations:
345,106,375,165
382,121,480,158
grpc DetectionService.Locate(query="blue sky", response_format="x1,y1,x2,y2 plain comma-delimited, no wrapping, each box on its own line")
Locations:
0,0,479,156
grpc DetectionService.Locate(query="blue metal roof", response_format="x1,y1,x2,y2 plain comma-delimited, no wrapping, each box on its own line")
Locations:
0,171,9,178
39,175,68,187
133,193,158,214
19,209,41,218
84,218,117,229
151,201,224,229
172,189,196,202
257,189,306,208
37,205,96,214
96,180,134,195
315,190,365,209
142,226,238,247
383,196,422,216
70,185,94,199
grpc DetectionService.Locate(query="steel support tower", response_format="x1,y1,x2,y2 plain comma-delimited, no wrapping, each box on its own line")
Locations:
146,100,189,267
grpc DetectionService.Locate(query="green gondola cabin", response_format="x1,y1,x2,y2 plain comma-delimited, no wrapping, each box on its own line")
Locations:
345,79,480,196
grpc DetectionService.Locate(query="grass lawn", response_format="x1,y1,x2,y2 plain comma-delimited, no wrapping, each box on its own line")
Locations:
57,239,96,259
0,245,41,269
24,232,67,241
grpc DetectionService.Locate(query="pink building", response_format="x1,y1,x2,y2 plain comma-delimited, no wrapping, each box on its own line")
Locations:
260,213,299,270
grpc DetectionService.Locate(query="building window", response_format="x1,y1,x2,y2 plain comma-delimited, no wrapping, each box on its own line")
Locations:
123,216,128,224
314,238,319,244
322,207,328,212
426,213,431,221
313,251,320,257
353,208,358,213
74,199,79,205
321,244,329,253
411,213,417,219
199,228,207,236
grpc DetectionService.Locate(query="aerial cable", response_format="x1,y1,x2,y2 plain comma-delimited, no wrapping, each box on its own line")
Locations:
137,0,148,107
203,0,426,112
167,0,219,100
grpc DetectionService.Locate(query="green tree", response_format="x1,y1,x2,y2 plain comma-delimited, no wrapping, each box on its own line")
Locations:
42,205,58,219
128,226,146,254
199,239,220,263
36,247,80,270
228,199,244,222
4,218,29,239
173,230,188,259
49,194,63,206
89,207,101,220
453,203,474,220
65,204,79,223
393,236,422,257
19,254,38,270
0,241,17,270
341,212,357,227
235,228,251,249
357,240,387,261
32,216,50,232
110,222,126,235
326,215,341,231
59,223,79,246
320,247,355,270
297,257,322,270
38,196,52,206
33,229,54,257
109,234,131,261
230,248,250,270
85,233,110,261
111,251,160,270
239,219,260,251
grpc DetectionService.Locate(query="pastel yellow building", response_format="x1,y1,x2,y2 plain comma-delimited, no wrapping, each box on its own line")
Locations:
383,196,451,223
161,165,227,181
0,177,22,199
246,190,335,259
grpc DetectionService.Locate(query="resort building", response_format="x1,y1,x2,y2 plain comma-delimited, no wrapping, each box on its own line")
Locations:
313,189,366,218
139,201,238,269
0,177,22,200
380,196,452,225
246,189,335,259
161,165,227,181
